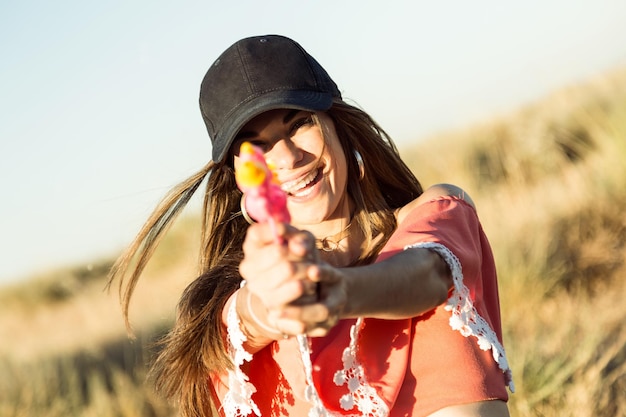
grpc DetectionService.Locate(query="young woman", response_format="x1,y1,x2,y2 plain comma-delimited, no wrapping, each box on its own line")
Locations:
109,34,514,417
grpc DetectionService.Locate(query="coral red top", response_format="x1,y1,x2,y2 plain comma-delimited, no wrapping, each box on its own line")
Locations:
212,196,513,417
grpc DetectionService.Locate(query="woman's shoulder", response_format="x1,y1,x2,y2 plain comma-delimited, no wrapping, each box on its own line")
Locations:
396,183,476,224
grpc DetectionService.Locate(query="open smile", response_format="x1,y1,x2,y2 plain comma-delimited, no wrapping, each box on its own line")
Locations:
280,167,323,198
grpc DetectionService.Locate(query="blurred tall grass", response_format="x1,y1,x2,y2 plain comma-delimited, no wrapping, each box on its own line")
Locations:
1,67,625,416
405,67,626,416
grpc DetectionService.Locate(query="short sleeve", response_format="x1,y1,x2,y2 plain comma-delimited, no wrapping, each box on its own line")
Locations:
379,196,514,393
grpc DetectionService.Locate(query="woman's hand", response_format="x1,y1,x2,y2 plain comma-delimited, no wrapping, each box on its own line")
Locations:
278,261,349,337
239,222,321,337
239,221,347,338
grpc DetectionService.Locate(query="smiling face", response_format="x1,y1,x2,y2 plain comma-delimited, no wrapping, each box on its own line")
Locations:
232,109,350,230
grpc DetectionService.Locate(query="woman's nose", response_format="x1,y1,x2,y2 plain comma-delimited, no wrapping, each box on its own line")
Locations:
267,138,303,170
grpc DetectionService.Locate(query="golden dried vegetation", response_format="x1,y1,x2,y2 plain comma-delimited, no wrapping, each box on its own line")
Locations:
2,67,625,416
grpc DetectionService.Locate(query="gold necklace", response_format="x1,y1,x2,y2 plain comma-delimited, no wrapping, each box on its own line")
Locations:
316,220,353,252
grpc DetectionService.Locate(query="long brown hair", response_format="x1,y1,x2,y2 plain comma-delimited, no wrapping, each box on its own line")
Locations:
107,99,422,416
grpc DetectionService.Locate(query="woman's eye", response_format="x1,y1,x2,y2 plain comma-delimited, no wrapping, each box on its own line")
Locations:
248,139,265,147
289,116,314,135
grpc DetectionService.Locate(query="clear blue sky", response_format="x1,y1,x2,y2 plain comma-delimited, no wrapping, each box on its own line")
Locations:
1,0,625,285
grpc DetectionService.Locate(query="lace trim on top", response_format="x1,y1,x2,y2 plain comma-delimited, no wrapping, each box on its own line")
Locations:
406,242,515,392
296,334,333,417
224,305,386,417
333,318,390,417
223,291,261,417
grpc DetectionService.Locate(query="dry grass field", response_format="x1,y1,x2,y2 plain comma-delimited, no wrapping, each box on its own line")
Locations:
1,67,625,416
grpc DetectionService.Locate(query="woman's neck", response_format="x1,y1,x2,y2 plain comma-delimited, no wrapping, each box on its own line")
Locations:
318,217,365,267
315,219,353,251
298,196,363,266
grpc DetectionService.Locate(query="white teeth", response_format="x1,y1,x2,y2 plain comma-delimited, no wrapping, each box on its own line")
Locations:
281,169,318,195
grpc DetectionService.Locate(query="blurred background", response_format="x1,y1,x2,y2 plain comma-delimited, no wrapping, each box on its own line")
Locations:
1,1,625,416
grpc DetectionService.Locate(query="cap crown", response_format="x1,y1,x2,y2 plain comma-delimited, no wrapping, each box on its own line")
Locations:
200,35,341,162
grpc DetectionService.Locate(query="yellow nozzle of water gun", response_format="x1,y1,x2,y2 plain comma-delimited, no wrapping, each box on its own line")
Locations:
236,142,268,187
239,142,254,156
236,161,266,187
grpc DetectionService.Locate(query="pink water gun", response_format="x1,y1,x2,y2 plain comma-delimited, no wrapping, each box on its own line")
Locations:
235,142,291,242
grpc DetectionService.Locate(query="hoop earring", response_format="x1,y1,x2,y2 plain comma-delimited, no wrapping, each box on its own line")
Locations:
240,194,256,224
353,150,364,180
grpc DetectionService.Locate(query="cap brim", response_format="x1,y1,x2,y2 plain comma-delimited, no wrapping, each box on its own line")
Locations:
212,90,334,162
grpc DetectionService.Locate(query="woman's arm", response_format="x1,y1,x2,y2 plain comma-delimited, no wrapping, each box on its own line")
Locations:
338,183,470,318
340,246,452,319
277,183,473,332
263,245,452,337
272,242,453,335
234,184,474,338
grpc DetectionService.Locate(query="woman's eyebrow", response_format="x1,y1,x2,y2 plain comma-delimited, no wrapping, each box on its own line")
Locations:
234,131,256,141
235,110,304,141
283,109,301,124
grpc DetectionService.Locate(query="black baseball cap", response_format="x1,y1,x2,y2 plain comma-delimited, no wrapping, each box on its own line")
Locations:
199,35,342,162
